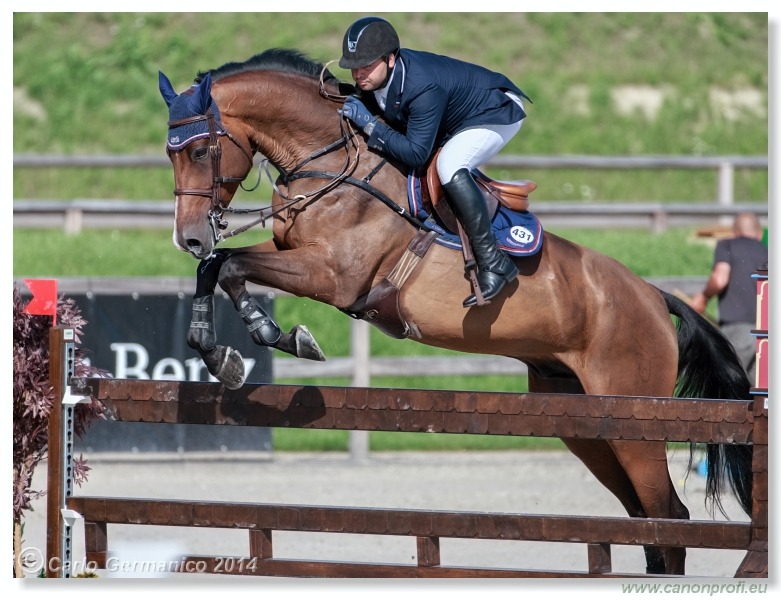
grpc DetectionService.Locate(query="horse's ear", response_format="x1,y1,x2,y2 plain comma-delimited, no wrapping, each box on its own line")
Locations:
190,72,214,115
158,71,178,107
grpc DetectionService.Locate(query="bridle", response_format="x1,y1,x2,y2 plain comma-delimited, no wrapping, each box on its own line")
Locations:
167,109,258,243
167,67,429,245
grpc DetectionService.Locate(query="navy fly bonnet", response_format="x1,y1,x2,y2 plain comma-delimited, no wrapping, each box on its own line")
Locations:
159,71,226,150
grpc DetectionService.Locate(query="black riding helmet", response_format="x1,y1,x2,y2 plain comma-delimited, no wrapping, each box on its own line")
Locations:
339,16,400,69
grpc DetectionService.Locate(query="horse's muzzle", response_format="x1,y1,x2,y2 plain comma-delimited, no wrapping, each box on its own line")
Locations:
185,238,215,260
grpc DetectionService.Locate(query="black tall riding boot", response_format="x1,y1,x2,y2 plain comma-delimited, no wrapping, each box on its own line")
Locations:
443,168,519,307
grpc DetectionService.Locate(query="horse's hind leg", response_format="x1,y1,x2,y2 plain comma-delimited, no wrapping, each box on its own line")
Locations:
608,439,690,574
562,435,691,574
560,438,671,574
573,361,690,573
528,370,683,574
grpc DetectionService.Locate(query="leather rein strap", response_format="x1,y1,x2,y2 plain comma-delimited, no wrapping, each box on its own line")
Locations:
282,169,432,233
168,108,432,241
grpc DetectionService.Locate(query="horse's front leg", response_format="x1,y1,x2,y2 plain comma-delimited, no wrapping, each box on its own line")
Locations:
217,246,325,363
189,245,325,389
187,250,250,389
232,286,325,363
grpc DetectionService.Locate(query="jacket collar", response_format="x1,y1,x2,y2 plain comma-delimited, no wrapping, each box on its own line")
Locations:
383,51,407,120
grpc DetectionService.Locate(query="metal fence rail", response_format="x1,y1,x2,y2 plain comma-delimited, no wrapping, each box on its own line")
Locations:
14,153,768,233
12,198,769,234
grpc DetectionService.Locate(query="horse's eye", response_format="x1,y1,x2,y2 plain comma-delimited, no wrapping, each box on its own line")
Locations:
192,147,209,160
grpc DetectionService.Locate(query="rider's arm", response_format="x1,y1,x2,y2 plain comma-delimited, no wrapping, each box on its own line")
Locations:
366,84,447,169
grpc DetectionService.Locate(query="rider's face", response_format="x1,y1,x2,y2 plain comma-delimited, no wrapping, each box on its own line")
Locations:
351,54,395,91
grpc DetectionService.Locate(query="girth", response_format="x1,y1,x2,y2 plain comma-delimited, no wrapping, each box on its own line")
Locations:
342,229,439,339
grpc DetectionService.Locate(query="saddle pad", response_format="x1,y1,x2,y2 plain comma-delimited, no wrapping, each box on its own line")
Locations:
407,173,543,257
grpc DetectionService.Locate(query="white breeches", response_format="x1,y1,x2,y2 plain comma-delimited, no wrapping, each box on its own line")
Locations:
436,93,524,184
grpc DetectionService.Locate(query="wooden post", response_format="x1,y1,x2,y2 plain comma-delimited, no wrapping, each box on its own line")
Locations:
717,161,734,226
45,326,88,578
83,521,108,568
249,529,273,559
46,326,67,578
736,268,769,577
416,536,441,567
587,543,612,574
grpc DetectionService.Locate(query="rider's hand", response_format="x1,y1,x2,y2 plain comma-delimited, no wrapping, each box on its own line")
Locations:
338,96,377,135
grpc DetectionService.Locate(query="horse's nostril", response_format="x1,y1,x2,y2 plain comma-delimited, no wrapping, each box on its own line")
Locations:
185,239,212,259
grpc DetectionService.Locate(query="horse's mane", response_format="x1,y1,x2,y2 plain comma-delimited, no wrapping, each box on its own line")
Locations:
195,48,345,88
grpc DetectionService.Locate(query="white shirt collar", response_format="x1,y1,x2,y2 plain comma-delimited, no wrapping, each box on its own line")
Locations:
373,61,398,111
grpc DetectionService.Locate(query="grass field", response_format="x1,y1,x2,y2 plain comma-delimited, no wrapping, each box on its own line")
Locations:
13,226,716,280
13,13,768,203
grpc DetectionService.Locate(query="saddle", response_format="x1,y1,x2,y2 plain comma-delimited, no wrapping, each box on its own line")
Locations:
420,149,537,305
420,149,537,234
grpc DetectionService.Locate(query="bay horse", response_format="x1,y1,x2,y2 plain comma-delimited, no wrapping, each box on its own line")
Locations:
159,49,752,575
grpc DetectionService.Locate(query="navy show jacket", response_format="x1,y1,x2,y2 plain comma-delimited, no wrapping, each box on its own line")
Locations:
362,48,531,170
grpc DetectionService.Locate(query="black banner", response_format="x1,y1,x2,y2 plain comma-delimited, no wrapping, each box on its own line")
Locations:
65,293,273,453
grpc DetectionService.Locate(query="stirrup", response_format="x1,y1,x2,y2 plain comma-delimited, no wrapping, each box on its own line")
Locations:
463,262,519,308
463,259,488,307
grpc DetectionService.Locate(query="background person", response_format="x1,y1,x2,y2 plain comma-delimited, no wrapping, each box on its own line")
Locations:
689,212,768,383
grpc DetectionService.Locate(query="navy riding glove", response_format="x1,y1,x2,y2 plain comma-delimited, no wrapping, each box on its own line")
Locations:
338,96,377,135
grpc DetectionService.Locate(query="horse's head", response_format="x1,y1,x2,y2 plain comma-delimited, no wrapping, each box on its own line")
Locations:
160,49,392,261
159,71,254,259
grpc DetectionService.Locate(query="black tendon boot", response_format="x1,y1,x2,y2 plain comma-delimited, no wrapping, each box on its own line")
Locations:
443,168,519,307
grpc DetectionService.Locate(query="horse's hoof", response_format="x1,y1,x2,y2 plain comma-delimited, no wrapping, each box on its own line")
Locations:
205,345,246,389
291,324,326,361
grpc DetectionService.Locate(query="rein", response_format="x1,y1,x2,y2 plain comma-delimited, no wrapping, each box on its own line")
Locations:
284,170,431,232
169,64,432,242
216,119,363,241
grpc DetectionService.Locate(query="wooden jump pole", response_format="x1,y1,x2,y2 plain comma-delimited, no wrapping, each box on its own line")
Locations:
44,315,768,577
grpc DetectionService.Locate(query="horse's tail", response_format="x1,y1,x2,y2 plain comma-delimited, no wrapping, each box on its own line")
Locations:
660,289,753,517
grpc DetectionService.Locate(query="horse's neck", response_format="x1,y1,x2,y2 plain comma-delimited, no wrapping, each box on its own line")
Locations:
220,75,418,286
218,76,344,171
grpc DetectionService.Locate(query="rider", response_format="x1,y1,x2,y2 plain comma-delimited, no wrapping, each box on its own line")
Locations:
337,16,532,307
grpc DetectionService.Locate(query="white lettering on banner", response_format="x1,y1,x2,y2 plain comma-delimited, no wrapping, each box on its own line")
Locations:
152,357,186,380
111,343,150,378
109,342,256,382
186,357,210,381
